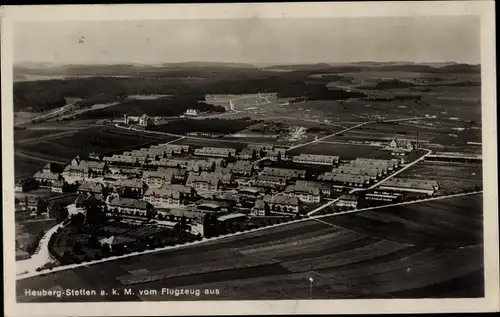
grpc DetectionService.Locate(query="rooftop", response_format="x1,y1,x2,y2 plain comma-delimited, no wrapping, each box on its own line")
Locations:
116,179,145,188
339,194,359,201
109,197,149,210
33,171,61,180
285,184,321,196
261,167,306,177
253,200,266,209
187,172,222,185
218,213,247,222
319,173,371,184
294,153,339,163
78,181,103,192
381,178,438,191
255,174,288,183
264,194,299,206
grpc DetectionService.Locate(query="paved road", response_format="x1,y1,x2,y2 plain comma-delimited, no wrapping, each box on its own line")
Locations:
16,222,65,277
363,148,432,190
318,141,380,147
114,124,279,147
15,104,74,127
17,190,481,280
15,130,79,145
287,121,373,151
307,148,432,216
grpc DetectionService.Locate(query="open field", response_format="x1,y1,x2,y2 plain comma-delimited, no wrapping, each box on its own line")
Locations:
323,194,482,247
170,137,251,150
204,93,279,108
14,154,48,178
17,193,483,301
15,188,63,201
14,126,177,177
16,218,58,256
14,112,41,125
147,118,258,135
14,128,70,142
18,126,177,158
286,142,393,161
323,121,449,144
397,161,483,194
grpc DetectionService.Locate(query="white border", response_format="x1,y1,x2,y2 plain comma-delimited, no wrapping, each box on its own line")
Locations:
2,2,498,316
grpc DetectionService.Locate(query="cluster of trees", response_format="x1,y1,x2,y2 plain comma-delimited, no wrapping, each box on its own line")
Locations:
15,62,480,113
119,187,143,199
76,95,226,120
203,213,218,238
49,219,201,266
15,66,371,114
359,79,416,90
25,229,47,254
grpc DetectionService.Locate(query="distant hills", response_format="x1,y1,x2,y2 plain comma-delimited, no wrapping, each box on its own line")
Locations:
160,61,257,68
261,62,480,73
14,61,480,82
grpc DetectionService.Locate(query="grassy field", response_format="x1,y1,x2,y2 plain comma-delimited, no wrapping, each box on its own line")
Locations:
171,137,250,150
17,194,483,301
397,161,483,194
287,142,392,160
147,118,257,135
15,154,47,178
14,126,177,177
323,121,451,144
14,129,68,142
16,218,58,255
324,194,483,247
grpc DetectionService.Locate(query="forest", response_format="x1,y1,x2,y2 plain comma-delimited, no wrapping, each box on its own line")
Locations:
14,62,480,113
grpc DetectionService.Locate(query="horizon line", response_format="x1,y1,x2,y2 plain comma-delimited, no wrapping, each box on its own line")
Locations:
14,60,481,68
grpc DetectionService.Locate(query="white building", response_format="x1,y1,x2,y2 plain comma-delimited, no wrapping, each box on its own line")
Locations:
264,194,300,214
185,109,199,117
293,154,339,166
336,194,359,208
143,185,194,207
284,183,322,203
378,178,439,195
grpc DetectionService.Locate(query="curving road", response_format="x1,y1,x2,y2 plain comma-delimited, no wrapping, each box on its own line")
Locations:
16,222,64,277
16,190,481,281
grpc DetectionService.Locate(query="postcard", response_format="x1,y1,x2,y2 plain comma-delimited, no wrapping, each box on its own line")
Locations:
2,2,498,316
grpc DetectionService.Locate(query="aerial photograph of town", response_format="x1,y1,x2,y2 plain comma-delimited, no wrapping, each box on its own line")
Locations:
11,15,485,302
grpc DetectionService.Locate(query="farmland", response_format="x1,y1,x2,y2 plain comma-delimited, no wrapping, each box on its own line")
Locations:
323,121,453,144
147,118,258,135
13,62,484,301
17,194,483,301
16,218,58,256
170,137,252,150
14,128,70,142
286,142,392,161
397,161,483,194
14,126,178,177
323,194,483,247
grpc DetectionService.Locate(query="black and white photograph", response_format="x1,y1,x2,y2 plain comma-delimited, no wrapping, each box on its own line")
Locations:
2,2,498,316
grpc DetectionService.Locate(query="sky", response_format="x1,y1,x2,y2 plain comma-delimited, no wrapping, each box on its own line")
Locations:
14,16,480,65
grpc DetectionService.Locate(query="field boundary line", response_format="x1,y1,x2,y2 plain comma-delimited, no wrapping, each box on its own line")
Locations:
16,190,482,280
314,218,340,228
287,121,373,151
114,124,281,147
